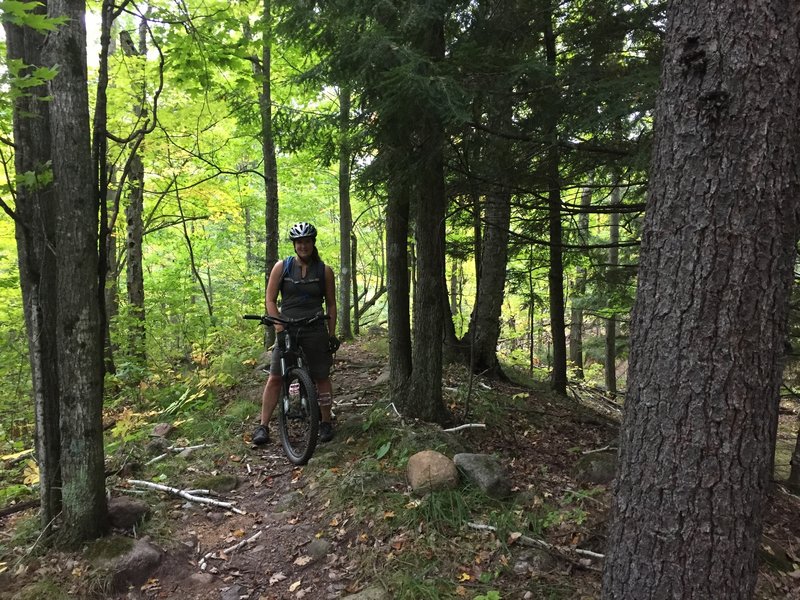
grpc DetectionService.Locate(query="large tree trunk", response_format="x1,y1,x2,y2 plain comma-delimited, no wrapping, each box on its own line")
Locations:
386,161,412,403
602,2,800,598
338,87,353,339
404,4,449,425
260,0,279,346
462,92,512,379
45,0,108,545
4,2,62,531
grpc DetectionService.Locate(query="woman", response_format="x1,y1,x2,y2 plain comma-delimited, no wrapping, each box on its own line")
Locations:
253,222,339,445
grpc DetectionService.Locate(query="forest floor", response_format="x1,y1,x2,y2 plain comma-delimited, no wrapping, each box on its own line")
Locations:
2,332,800,599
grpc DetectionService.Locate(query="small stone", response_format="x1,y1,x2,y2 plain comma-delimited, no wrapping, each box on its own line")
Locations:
188,572,214,585
307,538,332,561
151,422,173,437
513,560,530,575
220,584,244,600
145,437,170,455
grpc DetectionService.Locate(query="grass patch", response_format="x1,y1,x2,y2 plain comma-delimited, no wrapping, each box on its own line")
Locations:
11,579,71,600
84,535,135,563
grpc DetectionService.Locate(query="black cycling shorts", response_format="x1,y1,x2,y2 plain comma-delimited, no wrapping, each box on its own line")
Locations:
269,325,332,380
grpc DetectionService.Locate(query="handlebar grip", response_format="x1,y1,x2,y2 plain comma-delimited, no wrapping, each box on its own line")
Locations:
243,314,263,320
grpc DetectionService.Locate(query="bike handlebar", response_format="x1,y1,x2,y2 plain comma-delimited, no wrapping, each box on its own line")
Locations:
243,313,329,328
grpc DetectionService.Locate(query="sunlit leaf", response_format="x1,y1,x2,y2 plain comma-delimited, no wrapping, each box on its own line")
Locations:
375,441,391,459
22,459,39,485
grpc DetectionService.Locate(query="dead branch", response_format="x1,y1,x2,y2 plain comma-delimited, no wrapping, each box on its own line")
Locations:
581,445,617,455
2,448,34,466
442,424,487,433
221,530,263,555
467,522,604,570
127,479,245,514
145,443,214,465
0,499,38,518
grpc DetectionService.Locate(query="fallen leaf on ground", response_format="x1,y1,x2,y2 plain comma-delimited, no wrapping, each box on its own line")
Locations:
269,572,287,585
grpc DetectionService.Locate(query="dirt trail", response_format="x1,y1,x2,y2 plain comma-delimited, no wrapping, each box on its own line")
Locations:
116,349,391,600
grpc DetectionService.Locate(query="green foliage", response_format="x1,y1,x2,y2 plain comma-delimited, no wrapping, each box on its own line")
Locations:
0,482,32,505
0,2,67,31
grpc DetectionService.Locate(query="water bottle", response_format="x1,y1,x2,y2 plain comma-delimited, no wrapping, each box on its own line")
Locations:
289,382,300,396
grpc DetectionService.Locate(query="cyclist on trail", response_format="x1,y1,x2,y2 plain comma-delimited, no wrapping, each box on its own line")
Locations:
252,222,340,445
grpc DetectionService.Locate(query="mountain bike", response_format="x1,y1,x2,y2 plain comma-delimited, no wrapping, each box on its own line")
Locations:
243,313,328,465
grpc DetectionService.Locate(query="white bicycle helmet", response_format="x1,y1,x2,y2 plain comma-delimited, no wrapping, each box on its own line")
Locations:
288,222,317,240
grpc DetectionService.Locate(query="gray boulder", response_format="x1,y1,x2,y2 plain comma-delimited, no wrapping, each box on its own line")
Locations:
573,450,617,485
112,538,163,590
108,496,150,529
453,453,513,498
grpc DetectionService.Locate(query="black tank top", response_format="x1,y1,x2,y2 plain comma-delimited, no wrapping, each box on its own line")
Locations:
280,259,325,319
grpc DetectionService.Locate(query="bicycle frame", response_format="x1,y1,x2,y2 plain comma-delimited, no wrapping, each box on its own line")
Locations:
243,312,328,465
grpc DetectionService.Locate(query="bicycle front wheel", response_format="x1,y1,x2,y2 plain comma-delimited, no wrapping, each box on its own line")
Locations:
277,367,319,465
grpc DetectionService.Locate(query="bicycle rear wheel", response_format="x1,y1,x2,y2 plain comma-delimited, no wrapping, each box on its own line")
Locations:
277,367,319,465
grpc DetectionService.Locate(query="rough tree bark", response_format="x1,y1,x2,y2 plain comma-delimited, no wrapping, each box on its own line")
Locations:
44,0,108,545
404,1,450,425
461,84,512,379
602,2,800,598
386,156,412,405
122,17,148,364
4,0,62,530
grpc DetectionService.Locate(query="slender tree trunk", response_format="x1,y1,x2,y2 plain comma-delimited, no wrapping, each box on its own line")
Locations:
260,0,279,346
126,16,149,362
5,2,62,531
45,0,108,545
604,186,620,394
177,197,213,317
449,261,458,317
788,419,800,493
602,2,800,597
351,233,360,335
126,154,146,362
338,87,353,339
544,11,567,396
568,183,592,379
244,204,255,269
104,170,118,374
96,0,116,375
